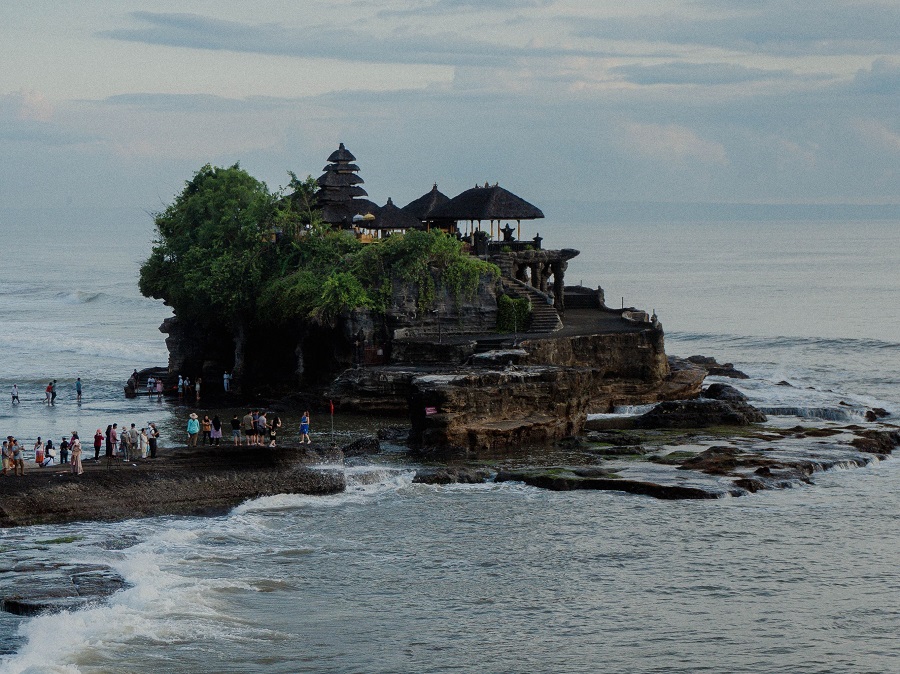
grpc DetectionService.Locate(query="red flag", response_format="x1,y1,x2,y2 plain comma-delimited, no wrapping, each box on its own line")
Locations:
329,400,335,415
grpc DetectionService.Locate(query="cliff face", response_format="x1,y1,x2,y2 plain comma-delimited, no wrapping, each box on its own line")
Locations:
407,328,703,455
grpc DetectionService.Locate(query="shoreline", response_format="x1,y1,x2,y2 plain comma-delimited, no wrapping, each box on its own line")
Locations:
0,444,345,528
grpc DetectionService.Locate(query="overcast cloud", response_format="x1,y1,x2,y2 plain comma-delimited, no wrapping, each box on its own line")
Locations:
0,0,898,215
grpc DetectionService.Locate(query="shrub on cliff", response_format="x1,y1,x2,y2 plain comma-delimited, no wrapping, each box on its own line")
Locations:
497,294,531,333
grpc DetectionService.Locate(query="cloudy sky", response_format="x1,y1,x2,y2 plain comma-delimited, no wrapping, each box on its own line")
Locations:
2,0,900,218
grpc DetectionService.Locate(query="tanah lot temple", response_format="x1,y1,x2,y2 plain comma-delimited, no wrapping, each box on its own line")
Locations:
314,143,579,315
309,144,702,454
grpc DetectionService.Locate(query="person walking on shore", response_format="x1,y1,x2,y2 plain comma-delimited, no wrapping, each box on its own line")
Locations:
11,384,19,404
156,378,164,401
187,413,200,447
268,412,281,447
300,411,311,445
195,377,202,403
44,382,52,405
178,375,184,398
50,380,58,406
70,432,83,475
75,377,82,401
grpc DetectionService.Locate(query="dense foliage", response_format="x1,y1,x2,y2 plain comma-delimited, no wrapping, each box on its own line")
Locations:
141,164,501,331
496,294,532,333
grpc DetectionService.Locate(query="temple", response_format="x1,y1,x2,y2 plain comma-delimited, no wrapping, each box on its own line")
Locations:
305,143,576,316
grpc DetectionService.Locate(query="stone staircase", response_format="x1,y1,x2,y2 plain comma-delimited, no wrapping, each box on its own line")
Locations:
501,278,562,333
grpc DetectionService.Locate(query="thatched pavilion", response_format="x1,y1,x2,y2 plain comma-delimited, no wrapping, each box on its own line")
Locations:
401,184,453,233
355,198,423,240
428,182,544,243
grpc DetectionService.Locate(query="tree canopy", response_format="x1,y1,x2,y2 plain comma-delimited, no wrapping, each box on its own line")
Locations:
141,163,500,330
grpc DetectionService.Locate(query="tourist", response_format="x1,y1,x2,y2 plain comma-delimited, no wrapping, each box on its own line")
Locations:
70,432,83,475
50,380,57,406
231,414,241,445
61,435,71,465
125,423,139,460
156,377,164,401
11,438,24,476
256,411,268,446
42,440,58,467
210,415,222,446
94,428,103,460
187,413,200,447
75,377,83,401
223,371,231,393
177,375,184,398
146,376,155,397
200,415,212,445
11,384,19,404
44,382,52,405
300,410,311,445
138,428,149,458
1,440,10,475
242,410,255,446
184,377,191,398
195,377,202,403
268,412,282,447
110,424,119,457
147,422,160,458
34,437,45,465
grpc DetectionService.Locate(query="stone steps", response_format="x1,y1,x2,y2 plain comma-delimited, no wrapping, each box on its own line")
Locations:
501,279,562,333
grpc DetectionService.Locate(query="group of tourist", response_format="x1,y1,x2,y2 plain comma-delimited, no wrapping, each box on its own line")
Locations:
98,422,161,461
2,432,83,476
10,379,83,405
185,409,308,447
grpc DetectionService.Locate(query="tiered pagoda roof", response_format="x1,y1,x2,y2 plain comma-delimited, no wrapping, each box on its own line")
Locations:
317,143,378,227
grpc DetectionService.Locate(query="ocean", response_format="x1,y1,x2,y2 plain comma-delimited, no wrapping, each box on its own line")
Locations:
0,208,898,673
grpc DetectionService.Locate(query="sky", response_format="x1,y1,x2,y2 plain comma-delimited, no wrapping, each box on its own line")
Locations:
2,0,900,220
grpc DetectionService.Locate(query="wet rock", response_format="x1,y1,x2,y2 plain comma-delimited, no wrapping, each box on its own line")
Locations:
701,383,748,402
851,430,900,454
871,407,890,418
584,430,647,446
1,563,127,616
495,467,719,499
634,399,766,429
587,445,650,457
685,355,749,379
776,380,793,387
865,410,878,422
341,436,381,456
413,467,493,485
678,447,741,474
377,426,410,443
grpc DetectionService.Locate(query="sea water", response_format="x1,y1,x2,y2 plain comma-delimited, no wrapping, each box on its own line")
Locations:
0,208,898,673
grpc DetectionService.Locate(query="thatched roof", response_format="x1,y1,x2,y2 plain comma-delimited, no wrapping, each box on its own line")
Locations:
327,142,356,163
317,171,364,187
322,163,360,173
402,184,450,221
369,198,423,230
322,199,379,226
430,183,544,221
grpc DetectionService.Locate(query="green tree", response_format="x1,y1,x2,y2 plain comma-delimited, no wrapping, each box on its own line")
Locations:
139,163,278,387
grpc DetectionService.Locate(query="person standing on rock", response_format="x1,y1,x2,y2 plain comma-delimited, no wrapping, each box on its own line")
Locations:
223,371,231,393
195,377,202,403
201,415,212,445
187,413,200,447
1,440,9,475
156,378,164,401
210,415,222,446
70,432,83,475
11,438,24,475
147,422,160,458
94,428,103,460
268,412,281,447
242,410,255,446
231,414,241,445
255,411,267,447
300,411,311,445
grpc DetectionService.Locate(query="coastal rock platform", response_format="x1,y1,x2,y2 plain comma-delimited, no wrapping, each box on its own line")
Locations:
0,445,345,528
